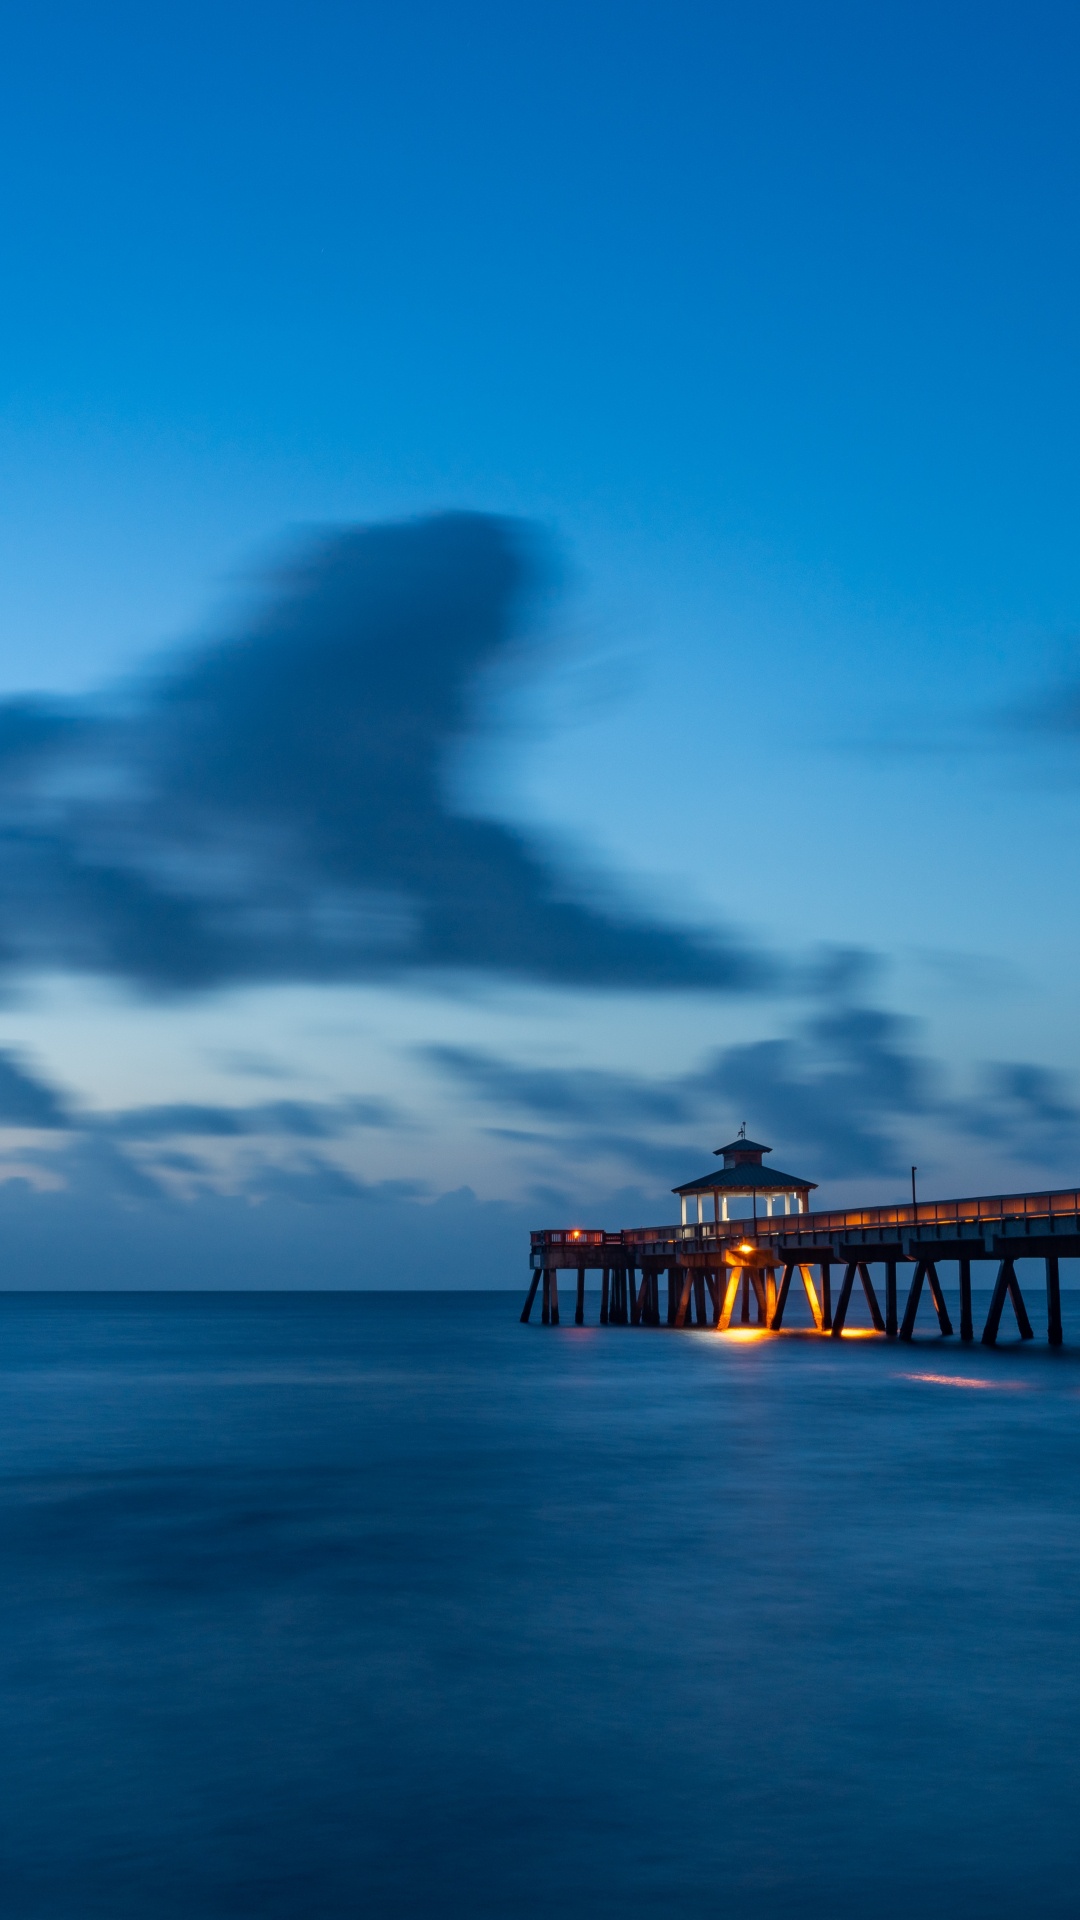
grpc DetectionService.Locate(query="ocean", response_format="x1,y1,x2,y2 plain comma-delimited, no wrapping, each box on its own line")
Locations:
1,1288,1079,1918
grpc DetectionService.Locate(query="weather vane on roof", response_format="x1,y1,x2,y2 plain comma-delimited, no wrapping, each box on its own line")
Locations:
738,1121,747,1138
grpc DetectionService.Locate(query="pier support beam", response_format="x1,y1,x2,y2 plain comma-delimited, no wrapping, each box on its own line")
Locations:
770,1263,795,1328
575,1268,586,1326
819,1263,832,1332
831,1261,885,1336
900,1260,953,1339
959,1258,974,1343
801,1265,824,1330
520,1269,541,1323
1047,1254,1063,1347
717,1265,742,1330
885,1261,897,1338
982,1256,1034,1346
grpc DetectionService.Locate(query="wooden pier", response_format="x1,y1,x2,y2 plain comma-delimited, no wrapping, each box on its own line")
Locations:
522,1185,1080,1346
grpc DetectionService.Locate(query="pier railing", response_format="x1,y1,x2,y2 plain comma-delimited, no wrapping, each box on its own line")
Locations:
532,1185,1080,1253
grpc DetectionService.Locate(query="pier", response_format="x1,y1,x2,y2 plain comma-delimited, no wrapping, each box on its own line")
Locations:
522,1134,1080,1345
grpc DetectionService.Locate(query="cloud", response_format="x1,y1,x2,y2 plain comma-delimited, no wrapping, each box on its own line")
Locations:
0,1163,536,1289
693,1005,940,1177
960,1062,1080,1163
93,1096,398,1141
424,1045,696,1126
0,1049,70,1129
422,998,1006,1190
0,512,767,996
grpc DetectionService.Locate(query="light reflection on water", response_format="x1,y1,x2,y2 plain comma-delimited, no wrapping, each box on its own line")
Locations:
0,1289,1079,1919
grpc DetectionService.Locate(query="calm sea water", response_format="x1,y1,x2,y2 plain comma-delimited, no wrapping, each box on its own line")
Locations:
1,1288,1080,1918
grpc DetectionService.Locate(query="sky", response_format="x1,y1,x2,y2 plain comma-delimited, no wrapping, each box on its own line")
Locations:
1,0,1080,1284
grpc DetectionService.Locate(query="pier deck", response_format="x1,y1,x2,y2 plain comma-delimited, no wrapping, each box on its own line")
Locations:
523,1186,1080,1345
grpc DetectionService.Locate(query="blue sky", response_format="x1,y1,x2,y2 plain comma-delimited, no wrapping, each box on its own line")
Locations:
1,0,1079,1282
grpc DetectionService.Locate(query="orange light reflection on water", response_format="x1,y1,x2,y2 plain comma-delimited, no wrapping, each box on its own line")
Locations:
719,1328,769,1343
901,1372,1028,1390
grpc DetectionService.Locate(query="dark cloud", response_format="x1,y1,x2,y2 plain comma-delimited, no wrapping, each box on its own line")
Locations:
0,1049,70,1129
960,1062,1080,1162
95,1096,398,1141
424,1045,696,1126
693,1006,940,1177
0,512,766,996
426,1004,949,1183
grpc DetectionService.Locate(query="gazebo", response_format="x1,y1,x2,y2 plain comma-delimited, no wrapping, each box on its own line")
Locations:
673,1127,817,1226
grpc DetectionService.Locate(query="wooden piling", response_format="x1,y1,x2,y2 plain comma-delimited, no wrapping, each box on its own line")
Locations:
575,1267,586,1326
717,1265,742,1330
800,1263,824,1331
830,1261,859,1337
1047,1254,1063,1348
981,1257,1032,1344
520,1269,541,1323
830,1260,885,1336
549,1270,560,1325
959,1257,974,1343
541,1269,551,1325
885,1260,898,1338
859,1262,886,1331
982,1257,1012,1346
924,1261,954,1336
819,1263,833,1331
771,1262,795,1328
898,1259,926,1341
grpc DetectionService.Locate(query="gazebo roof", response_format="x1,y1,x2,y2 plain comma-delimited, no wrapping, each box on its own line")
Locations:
714,1135,772,1158
673,1163,817,1197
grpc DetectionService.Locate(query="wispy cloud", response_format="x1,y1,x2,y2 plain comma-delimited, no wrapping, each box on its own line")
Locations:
426,1003,1080,1188
0,513,769,997
0,1050,70,1129
90,1096,399,1141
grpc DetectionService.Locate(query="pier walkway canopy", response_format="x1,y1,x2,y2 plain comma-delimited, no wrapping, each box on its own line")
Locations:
673,1128,817,1225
